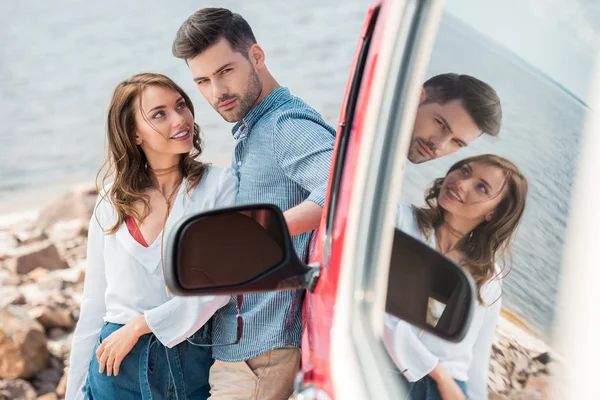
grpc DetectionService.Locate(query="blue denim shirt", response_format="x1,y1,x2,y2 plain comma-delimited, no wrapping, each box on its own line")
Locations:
211,87,336,362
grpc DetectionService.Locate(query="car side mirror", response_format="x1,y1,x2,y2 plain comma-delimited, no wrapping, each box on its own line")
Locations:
386,229,476,342
165,204,475,341
164,204,319,296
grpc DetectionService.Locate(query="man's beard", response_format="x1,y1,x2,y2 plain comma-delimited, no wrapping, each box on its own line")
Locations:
407,137,435,164
215,69,262,122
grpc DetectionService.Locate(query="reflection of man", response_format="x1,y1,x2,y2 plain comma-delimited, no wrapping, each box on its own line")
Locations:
173,8,334,399
407,73,501,163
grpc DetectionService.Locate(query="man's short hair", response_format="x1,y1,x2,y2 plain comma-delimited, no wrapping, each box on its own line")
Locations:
423,73,502,136
172,8,257,60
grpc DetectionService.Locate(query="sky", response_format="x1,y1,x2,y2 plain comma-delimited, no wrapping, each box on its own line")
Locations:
445,0,600,102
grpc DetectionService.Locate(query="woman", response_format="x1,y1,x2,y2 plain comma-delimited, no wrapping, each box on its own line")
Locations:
384,154,528,400
66,73,237,400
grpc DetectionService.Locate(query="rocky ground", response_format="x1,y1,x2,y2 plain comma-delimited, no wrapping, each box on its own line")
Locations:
0,185,555,399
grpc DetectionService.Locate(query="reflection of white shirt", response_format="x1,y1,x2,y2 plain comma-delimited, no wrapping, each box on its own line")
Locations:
66,167,238,400
383,203,501,400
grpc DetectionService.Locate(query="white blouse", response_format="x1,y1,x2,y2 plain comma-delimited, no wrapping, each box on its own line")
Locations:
383,203,501,400
66,166,238,400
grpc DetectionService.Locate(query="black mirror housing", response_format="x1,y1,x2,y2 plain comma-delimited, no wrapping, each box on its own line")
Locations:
165,204,317,296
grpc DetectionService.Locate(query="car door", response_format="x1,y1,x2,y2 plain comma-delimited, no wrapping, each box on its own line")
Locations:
301,0,447,398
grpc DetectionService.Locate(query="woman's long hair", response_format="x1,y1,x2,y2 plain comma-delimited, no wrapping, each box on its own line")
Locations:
96,73,209,234
414,154,528,304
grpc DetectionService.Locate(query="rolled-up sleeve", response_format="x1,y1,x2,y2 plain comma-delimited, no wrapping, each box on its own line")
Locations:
272,110,335,207
144,295,229,348
383,314,439,382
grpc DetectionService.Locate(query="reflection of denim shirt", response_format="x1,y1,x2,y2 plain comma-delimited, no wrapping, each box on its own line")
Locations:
211,87,336,362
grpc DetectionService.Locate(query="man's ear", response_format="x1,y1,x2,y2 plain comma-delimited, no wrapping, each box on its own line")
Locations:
249,44,265,69
419,87,427,104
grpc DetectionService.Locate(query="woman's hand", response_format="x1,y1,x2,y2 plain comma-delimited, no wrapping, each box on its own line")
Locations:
96,315,151,377
429,364,466,400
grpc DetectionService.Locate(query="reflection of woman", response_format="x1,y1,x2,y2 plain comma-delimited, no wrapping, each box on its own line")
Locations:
66,73,237,400
384,155,528,400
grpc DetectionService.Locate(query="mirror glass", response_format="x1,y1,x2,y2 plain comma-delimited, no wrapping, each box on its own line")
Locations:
176,208,286,290
383,0,598,397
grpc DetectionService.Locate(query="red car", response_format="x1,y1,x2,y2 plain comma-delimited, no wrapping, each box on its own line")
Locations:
166,1,600,399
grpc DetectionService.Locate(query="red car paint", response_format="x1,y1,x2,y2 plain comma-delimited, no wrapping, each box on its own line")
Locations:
300,1,388,396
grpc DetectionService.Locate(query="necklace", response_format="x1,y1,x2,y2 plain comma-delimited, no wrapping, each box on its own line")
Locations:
434,221,467,256
149,164,183,297
148,163,180,176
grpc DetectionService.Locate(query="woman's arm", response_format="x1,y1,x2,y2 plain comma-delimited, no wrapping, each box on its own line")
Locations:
66,207,108,400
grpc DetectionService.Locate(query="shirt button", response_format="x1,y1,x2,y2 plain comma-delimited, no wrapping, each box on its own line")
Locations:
237,161,242,166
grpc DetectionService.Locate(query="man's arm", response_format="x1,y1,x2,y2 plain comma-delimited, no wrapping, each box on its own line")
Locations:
284,200,323,236
273,109,336,236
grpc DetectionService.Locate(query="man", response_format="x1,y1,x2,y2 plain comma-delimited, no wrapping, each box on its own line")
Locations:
407,73,502,164
172,8,335,399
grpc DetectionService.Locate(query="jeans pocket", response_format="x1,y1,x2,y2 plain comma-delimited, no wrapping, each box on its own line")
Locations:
147,338,159,374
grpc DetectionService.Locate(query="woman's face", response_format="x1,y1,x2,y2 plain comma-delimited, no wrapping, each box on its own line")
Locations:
134,85,194,159
438,161,508,222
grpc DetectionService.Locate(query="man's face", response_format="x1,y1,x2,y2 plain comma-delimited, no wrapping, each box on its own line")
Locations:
407,95,481,164
187,38,262,123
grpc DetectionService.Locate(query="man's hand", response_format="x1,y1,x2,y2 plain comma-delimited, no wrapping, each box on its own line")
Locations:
96,315,150,377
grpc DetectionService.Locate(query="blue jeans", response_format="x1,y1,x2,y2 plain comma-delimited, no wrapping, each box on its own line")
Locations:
404,375,467,400
84,322,213,400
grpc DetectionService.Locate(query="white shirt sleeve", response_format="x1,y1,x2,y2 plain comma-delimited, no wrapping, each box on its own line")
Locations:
66,209,108,400
144,295,230,348
467,295,501,400
143,167,238,348
389,318,440,382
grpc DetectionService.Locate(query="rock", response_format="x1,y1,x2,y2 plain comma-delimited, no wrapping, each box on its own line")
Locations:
0,269,21,286
532,352,551,365
34,368,62,385
0,306,49,379
47,219,88,244
19,284,53,307
14,229,47,246
0,232,18,260
37,393,58,400
32,382,56,397
5,241,69,275
48,328,66,341
55,373,67,398
31,366,63,396
47,333,72,361
43,268,85,286
28,305,73,330
0,379,37,400
488,327,554,399
35,185,98,232
0,286,25,308
27,267,50,282
47,356,63,372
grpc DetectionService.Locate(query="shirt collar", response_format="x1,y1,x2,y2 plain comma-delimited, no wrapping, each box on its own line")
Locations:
232,87,291,140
